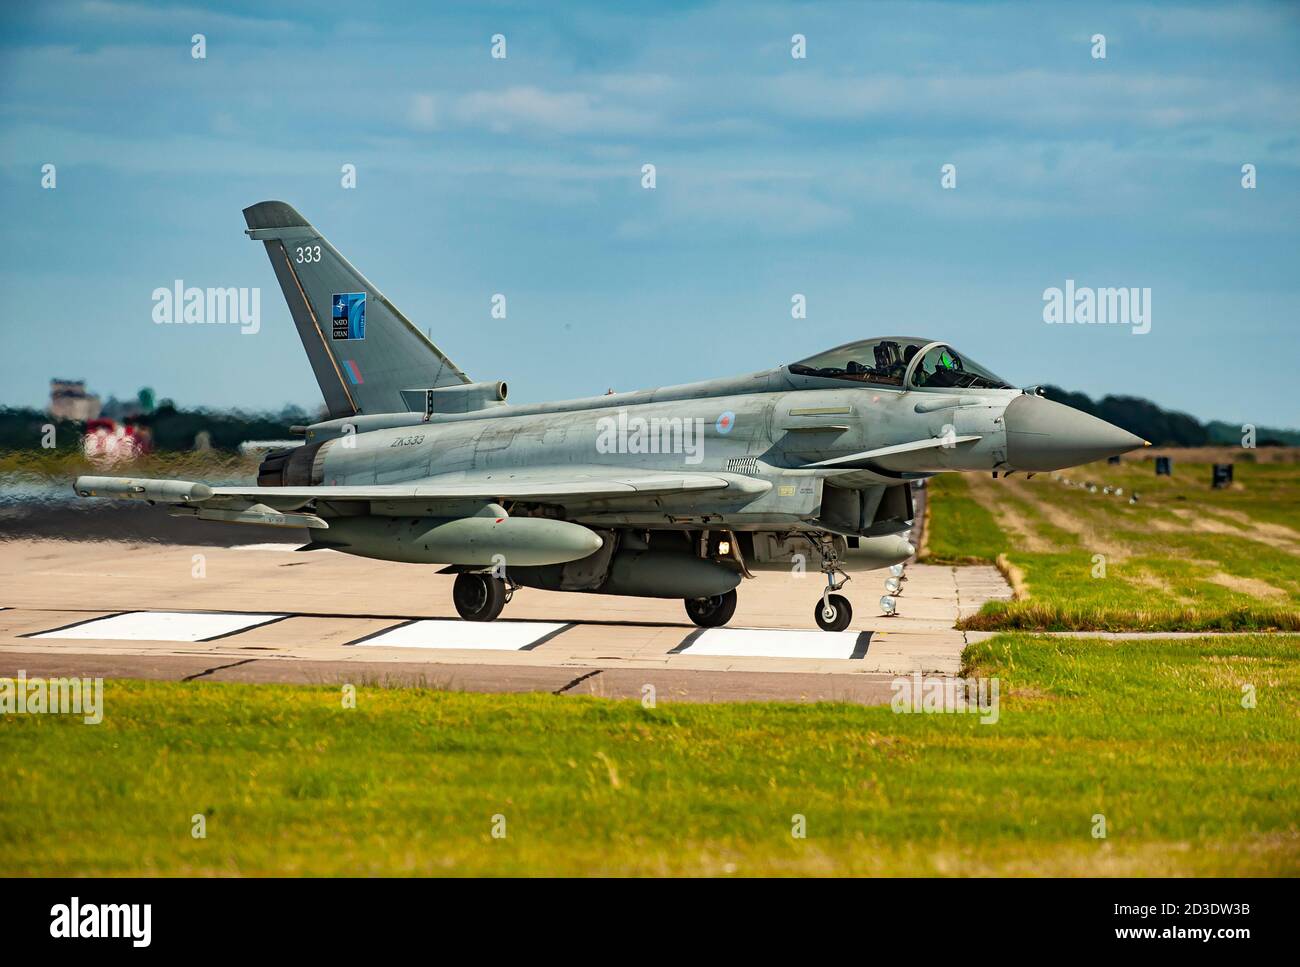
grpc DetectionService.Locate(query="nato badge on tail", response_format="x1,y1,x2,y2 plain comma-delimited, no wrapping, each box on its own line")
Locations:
332,292,366,341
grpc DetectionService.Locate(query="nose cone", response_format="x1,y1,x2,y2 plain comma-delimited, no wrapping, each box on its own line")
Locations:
1004,395,1146,471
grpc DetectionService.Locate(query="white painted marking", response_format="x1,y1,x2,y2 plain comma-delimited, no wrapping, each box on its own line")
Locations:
677,627,864,660
37,611,285,643
354,619,567,651
229,543,307,552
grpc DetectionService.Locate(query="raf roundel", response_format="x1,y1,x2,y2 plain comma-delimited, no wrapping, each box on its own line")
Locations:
716,411,736,434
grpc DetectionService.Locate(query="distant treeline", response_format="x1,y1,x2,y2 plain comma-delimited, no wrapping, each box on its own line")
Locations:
1042,387,1298,448
0,394,1295,453
0,403,306,453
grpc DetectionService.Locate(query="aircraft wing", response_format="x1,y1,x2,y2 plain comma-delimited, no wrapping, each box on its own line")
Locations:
73,468,770,526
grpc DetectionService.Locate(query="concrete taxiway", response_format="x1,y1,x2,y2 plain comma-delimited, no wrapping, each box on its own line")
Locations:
0,536,1011,704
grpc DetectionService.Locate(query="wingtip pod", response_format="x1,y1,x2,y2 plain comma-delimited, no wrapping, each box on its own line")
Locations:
73,476,213,504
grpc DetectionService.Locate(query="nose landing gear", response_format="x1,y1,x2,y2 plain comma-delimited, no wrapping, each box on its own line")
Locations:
811,536,853,632
815,593,853,632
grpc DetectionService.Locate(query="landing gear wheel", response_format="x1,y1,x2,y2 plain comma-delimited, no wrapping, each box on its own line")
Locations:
815,593,853,632
685,589,737,628
453,572,508,622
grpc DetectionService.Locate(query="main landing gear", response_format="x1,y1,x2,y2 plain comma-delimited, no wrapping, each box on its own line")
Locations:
684,589,738,628
452,572,512,622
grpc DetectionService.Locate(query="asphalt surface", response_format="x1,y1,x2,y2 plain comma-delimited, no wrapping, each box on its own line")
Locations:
0,487,1013,705
0,499,309,545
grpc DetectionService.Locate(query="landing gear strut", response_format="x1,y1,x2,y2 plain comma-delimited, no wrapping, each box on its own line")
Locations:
685,589,737,628
453,572,509,621
810,535,853,632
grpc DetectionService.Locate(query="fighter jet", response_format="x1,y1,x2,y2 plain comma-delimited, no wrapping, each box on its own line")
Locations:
74,201,1148,631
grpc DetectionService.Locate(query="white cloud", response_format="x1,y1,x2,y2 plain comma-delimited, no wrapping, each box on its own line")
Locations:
78,0,295,33
408,93,437,131
765,68,1300,132
615,171,850,239
449,86,653,135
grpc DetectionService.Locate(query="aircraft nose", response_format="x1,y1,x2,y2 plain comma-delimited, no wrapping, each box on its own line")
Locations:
1004,395,1147,471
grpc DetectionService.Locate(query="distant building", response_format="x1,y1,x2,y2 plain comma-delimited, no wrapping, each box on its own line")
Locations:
48,379,101,422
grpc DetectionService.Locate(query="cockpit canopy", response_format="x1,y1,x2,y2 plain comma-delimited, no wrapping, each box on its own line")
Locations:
788,337,1011,390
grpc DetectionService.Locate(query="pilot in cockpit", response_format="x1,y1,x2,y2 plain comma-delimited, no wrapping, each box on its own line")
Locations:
788,337,1013,392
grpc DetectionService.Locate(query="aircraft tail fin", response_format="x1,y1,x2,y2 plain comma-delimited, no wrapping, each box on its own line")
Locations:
243,201,469,417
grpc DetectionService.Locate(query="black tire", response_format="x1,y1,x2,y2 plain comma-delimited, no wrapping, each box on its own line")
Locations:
685,589,738,628
815,593,852,632
453,573,508,622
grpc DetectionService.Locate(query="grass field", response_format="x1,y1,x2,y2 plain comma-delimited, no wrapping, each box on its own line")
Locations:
923,456,1300,632
0,448,259,483
3,632,1298,876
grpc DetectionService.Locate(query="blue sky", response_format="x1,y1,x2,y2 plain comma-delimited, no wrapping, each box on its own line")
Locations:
2,0,1298,426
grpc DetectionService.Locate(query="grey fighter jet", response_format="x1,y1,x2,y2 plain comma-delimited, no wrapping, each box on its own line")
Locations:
75,202,1147,631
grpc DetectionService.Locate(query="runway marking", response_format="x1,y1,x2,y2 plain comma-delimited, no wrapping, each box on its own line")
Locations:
21,612,130,637
519,624,578,651
348,619,572,652
671,628,874,660
669,628,707,654
30,611,288,643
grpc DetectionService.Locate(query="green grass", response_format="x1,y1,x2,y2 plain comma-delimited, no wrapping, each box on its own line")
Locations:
0,448,259,482
3,633,1298,875
1092,455,1300,533
965,600,1300,633
923,459,1300,632
921,473,1007,563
